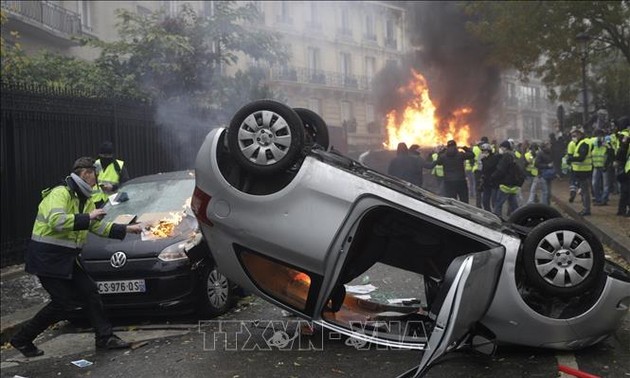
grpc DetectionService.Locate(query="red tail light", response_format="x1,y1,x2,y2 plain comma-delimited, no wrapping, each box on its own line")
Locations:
192,186,213,226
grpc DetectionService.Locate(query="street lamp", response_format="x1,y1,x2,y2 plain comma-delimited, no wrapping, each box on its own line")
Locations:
575,32,590,131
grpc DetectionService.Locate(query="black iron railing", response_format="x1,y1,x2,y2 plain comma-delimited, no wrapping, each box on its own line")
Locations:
268,66,372,91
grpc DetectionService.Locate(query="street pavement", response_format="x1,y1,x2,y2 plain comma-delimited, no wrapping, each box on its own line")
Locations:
1,176,628,377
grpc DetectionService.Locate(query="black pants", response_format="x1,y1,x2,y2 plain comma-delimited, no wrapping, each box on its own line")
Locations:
13,261,112,343
618,175,630,215
444,179,469,203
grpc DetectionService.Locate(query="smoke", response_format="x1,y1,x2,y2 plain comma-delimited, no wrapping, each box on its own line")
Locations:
373,2,501,140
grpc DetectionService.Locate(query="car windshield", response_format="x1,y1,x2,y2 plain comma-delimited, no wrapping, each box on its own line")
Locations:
101,178,195,224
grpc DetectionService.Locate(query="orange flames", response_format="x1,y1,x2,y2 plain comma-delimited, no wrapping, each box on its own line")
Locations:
148,211,183,238
385,70,472,149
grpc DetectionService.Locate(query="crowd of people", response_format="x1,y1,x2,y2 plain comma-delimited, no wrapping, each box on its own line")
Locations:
387,118,630,219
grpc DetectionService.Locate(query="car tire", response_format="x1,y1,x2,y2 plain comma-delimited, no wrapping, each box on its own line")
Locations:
198,264,235,318
293,108,329,151
522,218,604,297
227,100,305,175
507,204,562,228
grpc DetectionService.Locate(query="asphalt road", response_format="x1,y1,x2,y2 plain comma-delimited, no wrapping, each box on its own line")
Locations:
1,293,628,378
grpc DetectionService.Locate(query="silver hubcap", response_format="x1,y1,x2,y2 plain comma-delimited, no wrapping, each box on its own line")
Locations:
533,230,594,287
207,269,229,308
237,110,292,165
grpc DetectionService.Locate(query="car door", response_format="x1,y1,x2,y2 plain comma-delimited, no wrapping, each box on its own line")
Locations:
399,248,504,377
317,244,504,377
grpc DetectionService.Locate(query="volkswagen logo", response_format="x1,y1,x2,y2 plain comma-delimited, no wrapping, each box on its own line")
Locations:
110,251,127,268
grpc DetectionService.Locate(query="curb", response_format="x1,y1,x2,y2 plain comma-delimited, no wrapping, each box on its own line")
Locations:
552,195,630,262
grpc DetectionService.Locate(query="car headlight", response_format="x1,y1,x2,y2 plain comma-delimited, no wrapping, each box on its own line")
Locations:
157,231,203,262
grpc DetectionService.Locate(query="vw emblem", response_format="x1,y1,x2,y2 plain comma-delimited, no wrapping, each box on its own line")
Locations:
110,251,127,268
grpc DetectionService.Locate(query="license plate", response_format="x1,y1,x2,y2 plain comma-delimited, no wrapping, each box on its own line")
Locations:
97,279,146,294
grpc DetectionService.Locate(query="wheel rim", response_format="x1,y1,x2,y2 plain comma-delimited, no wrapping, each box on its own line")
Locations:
237,110,293,166
533,230,594,287
206,269,229,308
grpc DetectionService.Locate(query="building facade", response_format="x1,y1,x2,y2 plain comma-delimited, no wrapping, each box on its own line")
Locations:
1,1,406,154
239,1,407,154
488,70,561,144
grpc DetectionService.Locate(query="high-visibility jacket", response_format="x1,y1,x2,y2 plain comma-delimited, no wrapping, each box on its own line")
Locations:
472,145,482,171
32,185,113,249
571,138,593,172
525,151,538,177
92,159,124,204
431,153,444,177
27,182,126,279
591,141,608,168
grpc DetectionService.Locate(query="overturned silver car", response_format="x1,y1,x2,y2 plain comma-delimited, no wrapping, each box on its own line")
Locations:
192,100,630,376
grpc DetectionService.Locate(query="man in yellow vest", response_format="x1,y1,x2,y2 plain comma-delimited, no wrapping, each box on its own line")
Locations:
10,157,142,357
431,145,445,195
92,141,129,208
565,127,579,202
591,129,613,206
566,127,593,216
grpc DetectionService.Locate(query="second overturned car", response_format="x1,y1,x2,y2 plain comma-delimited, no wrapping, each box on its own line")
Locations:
192,100,630,376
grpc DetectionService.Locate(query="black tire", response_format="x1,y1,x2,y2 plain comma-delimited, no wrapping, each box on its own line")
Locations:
227,100,305,175
522,218,605,297
198,264,235,318
507,204,562,228
293,108,329,150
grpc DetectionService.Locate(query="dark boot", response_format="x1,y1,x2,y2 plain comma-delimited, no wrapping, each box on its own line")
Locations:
569,191,576,203
10,337,44,358
96,334,130,350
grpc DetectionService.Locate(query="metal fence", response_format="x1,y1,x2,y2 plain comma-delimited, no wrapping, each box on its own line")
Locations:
0,83,212,267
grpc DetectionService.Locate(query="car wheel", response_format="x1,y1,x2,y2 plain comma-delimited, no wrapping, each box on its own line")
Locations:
293,108,329,150
199,265,235,318
227,100,305,175
522,218,604,297
507,204,562,228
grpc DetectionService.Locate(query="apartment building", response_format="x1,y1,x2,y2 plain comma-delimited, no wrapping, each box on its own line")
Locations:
238,1,407,153
1,1,406,153
488,70,560,143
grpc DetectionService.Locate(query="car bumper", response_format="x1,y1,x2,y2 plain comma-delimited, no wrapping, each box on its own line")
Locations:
82,257,202,315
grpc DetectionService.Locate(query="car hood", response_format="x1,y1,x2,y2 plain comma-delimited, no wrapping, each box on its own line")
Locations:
82,216,198,260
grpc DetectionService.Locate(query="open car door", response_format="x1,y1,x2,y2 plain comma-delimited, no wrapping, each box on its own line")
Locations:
398,248,504,377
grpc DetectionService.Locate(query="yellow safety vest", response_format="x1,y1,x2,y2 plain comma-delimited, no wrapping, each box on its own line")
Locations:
92,159,124,204
499,184,519,194
32,185,113,249
525,151,538,177
472,145,482,171
431,153,444,177
571,138,592,172
591,142,607,168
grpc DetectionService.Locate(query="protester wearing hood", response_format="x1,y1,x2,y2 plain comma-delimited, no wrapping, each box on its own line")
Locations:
10,157,143,358
430,140,474,203
92,141,129,208
479,142,500,211
491,140,523,217
388,142,427,187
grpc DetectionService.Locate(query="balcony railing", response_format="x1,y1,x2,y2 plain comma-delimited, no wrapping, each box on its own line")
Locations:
1,0,82,37
268,66,372,91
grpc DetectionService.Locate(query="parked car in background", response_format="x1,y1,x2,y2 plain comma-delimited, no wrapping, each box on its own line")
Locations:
79,170,237,319
192,100,630,377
